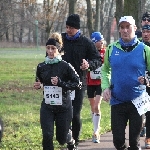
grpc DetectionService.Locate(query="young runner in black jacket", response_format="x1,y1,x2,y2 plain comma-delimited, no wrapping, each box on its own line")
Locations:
34,32,81,150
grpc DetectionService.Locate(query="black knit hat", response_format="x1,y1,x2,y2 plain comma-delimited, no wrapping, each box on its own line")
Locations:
142,12,150,20
66,14,80,29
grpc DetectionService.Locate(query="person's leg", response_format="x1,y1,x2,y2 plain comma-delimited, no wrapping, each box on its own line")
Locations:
55,107,72,145
92,95,101,143
111,103,128,150
145,111,150,148
87,85,95,124
93,85,102,133
93,95,101,133
87,85,100,143
140,113,146,137
0,118,3,142
128,103,143,150
40,102,55,150
72,88,85,145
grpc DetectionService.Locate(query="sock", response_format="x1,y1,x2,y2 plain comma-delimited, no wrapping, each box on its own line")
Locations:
91,112,94,122
93,113,101,134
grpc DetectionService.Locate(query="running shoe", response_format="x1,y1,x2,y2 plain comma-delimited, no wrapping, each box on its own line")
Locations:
145,138,150,149
140,127,146,137
92,133,100,143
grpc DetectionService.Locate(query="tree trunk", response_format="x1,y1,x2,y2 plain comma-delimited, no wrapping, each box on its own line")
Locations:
137,0,146,29
99,0,104,33
105,0,115,45
94,0,100,31
68,0,77,15
115,0,124,25
124,0,138,25
86,0,94,36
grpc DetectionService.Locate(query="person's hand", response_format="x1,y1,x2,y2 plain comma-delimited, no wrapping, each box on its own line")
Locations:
138,76,150,86
138,76,145,84
51,76,58,85
34,80,41,90
80,59,89,70
102,88,111,102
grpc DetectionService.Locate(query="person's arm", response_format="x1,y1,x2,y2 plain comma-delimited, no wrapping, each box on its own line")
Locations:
101,45,112,102
86,39,102,71
101,46,111,91
57,63,82,90
145,45,150,72
34,65,42,90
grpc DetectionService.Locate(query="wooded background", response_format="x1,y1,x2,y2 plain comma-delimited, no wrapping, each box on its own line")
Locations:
0,0,149,47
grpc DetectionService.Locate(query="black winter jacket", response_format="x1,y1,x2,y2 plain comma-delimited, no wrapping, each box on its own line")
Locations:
61,33,102,82
36,60,81,112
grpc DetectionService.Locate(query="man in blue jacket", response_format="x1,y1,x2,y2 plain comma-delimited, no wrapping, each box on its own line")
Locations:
101,16,150,150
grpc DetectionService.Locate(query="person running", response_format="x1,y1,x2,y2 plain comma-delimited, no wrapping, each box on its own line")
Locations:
33,32,81,150
86,32,106,143
101,16,150,150
138,12,150,142
61,14,102,149
135,12,150,39
141,24,150,149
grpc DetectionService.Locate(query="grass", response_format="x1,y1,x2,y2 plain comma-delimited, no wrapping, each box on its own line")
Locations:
0,48,111,150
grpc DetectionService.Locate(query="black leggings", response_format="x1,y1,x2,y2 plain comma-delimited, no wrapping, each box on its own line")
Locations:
72,88,85,143
40,102,72,150
146,111,150,138
146,87,150,138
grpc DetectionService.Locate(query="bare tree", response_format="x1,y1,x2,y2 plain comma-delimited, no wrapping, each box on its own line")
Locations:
104,0,115,45
68,0,77,15
0,0,150,47
115,0,124,25
86,0,94,36
94,0,100,31
137,0,147,29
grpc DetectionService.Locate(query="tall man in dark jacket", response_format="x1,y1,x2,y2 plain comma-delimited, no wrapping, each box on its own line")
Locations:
61,14,102,149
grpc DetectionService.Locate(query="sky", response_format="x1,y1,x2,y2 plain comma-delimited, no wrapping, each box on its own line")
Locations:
37,0,43,3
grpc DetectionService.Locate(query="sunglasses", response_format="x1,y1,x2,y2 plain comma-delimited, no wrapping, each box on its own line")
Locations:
142,18,150,22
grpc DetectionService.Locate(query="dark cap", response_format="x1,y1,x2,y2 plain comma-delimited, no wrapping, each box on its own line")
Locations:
66,14,80,29
142,25,150,30
142,12,150,20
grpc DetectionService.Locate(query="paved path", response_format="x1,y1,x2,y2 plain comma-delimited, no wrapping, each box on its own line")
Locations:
78,126,146,150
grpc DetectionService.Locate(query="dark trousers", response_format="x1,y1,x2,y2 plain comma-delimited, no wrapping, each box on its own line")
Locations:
72,87,85,143
146,111,150,138
111,102,144,150
40,102,72,150
146,87,150,138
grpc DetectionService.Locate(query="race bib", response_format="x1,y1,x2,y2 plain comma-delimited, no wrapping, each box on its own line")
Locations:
44,86,62,105
132,92,150,116
70,90,75,100
90,67,101,79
